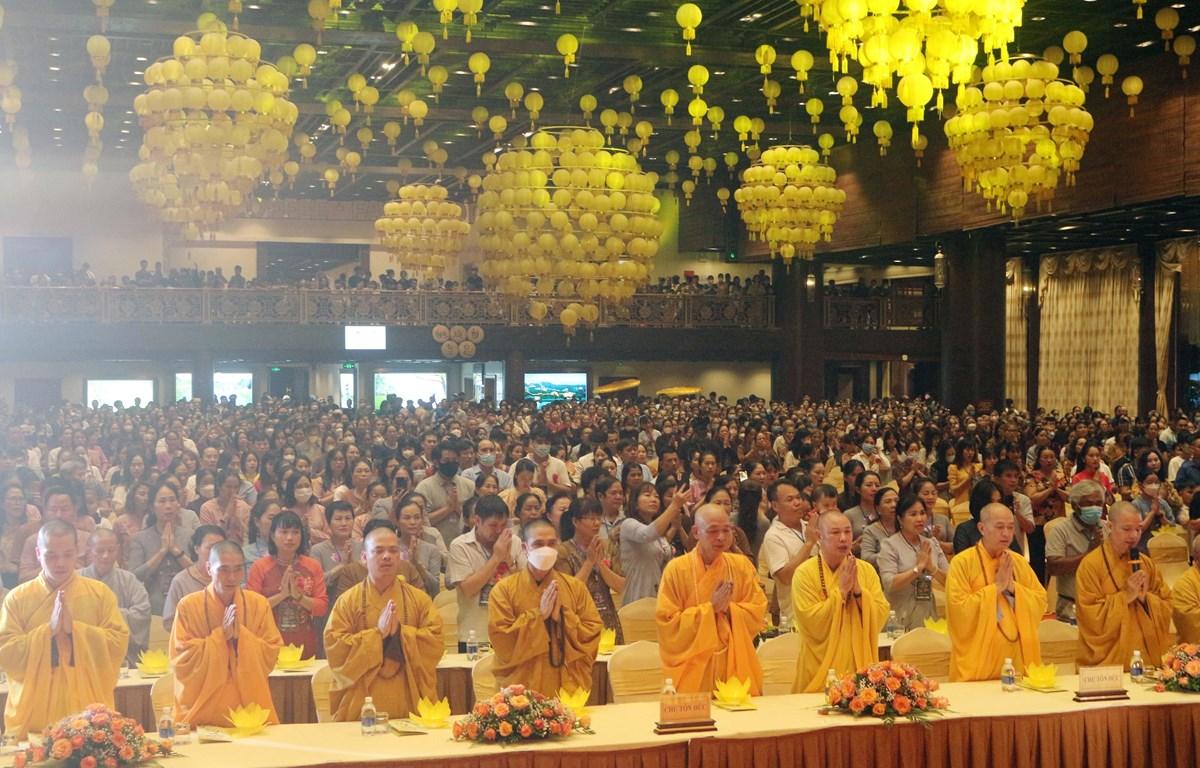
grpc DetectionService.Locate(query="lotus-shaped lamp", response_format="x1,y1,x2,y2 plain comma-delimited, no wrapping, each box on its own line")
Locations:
713,677,752,707
226,703,271,736
136,649,169,676
1023,662,1058,690
275,644,311,669
597,628,616,655
556,687,590,718
923,617,948,635
407,697,451,728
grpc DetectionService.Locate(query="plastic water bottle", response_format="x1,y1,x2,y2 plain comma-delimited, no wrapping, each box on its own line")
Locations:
1130,650,1145,682
824,668,840,699
1000,658,1018,692
885,611,901,639
466,630,479,661
157,708,174,740
661,678,677,696
360,696,377,735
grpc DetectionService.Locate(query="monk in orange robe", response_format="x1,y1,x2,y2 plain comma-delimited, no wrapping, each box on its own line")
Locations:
0,520,129,738
947,504,1045,681
1076,502,1172,669
488,518,602,695
170,540,283,726
656,504,767,695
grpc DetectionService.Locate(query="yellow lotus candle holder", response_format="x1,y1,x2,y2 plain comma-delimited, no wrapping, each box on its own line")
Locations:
136,649,169,676
597,628,616,655
556,687,590,718
923,617,948,635
275,644,313,670
407,697,451,728
1022,663,1059,690
713,677,753,708
226,703,271,736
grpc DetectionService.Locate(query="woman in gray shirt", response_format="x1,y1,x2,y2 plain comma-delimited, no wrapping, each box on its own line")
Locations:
877,491,949,631
618,482,685,605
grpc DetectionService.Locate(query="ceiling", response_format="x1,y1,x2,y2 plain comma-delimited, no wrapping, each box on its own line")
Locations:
0,0,1196,210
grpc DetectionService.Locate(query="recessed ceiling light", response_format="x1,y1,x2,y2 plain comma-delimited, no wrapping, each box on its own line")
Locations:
1031,15,1045,21
713,70,725,75
740,12,763,21
516,20,538,26
622,27,642,32
247,3,261,8
1136,39,1155,47
647,10,662,16
1114,21,1128,27
1172,2,1186,7
136,56,148,62
53,107,63,112
49,52,60,57
53,127,63,131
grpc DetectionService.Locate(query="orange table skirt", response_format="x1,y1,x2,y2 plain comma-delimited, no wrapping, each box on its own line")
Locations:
687,700,1200,768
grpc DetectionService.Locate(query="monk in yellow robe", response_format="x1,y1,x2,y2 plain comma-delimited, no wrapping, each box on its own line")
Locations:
947,504,1045,681
793,511,889,692
1076,502,1172,669
657,504,768,695
488,518,602,694
324,524,443,721
171,540,283,726
1170,537,1200,644
0,519,129,738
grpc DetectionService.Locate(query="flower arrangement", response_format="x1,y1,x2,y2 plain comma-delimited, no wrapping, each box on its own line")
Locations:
22,704,173,768
451,685,591,744
1156,643,1200,692
826,661,950,726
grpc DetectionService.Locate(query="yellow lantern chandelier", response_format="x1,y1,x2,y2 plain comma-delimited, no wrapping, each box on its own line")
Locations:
375,184,471,279
798,0,1027,141
129,17,298,240
734,145,845,268
943,57,1092,222
474,127,664,333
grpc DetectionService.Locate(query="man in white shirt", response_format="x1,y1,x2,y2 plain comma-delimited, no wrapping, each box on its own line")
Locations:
526,430,573,494
416,440,476,546
460,438,513,490
445,496,524,652
851,442,890,474
759,478,817,626
993,460,1036,554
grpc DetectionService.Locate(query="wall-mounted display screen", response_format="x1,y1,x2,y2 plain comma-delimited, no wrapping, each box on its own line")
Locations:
213,372,253,405
345,325,387,350
174,373,193,402
86,379,155,408
524,372,587,409
373,372,447,409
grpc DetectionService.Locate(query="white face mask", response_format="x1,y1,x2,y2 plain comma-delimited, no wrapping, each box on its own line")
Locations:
526,545,559,571
294,487,313,504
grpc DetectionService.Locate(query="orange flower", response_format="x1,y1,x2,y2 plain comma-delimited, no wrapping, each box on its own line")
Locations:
1184,659,1200,678
70,736,85,749
484,727,496,741
579,714,590,729
519,724,532,738
872,703,887,716
893,696,912,715
867,668,885,684
510,694,530,710
50,739,73,760
467,722,480,739
885,677,902,692
840,681,856,697
848,698,866,714
498,722,513,737
1185,644,1198,656
494,703,510,717
118,746,134,761
70,719,89,731
860,688,878,705
80,756,97,768
473,703,490,717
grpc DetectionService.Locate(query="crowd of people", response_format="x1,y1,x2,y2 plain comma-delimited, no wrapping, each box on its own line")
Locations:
1,392,1199,735
3,260,773,296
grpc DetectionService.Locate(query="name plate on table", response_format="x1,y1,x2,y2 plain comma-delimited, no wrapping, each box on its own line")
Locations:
655,692,716,735
1073,666,1129,702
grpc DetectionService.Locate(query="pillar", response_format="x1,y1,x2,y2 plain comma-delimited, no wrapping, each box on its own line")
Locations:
191,353,213,404
504,349,526,403
939,229,1006,412
1137,240,1157,415
772,259,825,401
1023,252,1041,412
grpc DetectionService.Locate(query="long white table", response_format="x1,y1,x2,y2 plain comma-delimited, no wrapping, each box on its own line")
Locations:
156,676,1200,768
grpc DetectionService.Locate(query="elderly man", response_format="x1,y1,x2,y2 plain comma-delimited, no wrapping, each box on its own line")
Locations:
81,528,151,665
324,524,444,721
16,481,91,583
170,540,282,725
0,519,129,738
656,504,768,695
1045,480,1106,622
1170,537,1200,643
792,510,890,692
1076,502,1172,669
947,504,1046,681
488,518,602,694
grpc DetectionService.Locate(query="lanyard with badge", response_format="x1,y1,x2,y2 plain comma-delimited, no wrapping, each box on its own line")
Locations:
904,536,934,602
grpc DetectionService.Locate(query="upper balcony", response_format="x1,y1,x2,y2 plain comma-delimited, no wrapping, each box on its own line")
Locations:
0,286,775,329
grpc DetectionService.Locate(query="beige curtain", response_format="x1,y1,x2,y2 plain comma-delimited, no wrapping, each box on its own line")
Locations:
1005,259,1028,411
1038,247,1139,414
1156,239,1189,414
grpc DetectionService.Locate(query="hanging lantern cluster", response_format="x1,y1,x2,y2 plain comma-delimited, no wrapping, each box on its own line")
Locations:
734,145,844,268
0,58,28,169
375,184,470,279
129,16,299,240
943,58,1092,222
475,127,664,332
797,0,1026,142
433,325,484,359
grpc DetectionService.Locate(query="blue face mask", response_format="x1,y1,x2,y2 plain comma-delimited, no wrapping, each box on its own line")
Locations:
1077,506,1103,525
